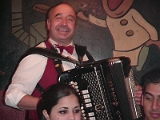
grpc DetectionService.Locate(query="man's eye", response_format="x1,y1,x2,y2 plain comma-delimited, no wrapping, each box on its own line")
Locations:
55,17,61,20
145,97,153,101
59,110,67,114
67,17,75,22
67,18,74,21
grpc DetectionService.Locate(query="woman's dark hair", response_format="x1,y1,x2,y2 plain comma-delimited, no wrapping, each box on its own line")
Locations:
141,67,160,94
37,83,80,120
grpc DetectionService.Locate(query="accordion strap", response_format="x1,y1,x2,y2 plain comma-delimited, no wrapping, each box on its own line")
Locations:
21,44,94,94
22,47,80,65
75,44,95,65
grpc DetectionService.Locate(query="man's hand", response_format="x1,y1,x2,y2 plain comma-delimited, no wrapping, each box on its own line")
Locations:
134,85,142,105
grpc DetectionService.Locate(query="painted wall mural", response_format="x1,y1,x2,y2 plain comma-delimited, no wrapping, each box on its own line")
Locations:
79,0,160,72
1,0,160,90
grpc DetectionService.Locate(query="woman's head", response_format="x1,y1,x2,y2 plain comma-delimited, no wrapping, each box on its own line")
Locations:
37,83,81,120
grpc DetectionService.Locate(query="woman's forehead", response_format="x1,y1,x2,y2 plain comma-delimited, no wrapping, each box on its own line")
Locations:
51,94,79,110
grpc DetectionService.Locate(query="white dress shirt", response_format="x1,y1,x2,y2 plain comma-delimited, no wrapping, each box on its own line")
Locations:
5,38,88,108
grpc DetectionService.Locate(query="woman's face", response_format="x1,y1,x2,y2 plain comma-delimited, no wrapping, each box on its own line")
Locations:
43,94,82,120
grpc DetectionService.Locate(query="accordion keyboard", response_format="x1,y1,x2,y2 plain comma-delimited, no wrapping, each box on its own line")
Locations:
58,57,143,120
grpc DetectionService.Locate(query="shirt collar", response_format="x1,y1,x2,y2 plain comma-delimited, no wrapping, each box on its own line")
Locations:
48,38,73,47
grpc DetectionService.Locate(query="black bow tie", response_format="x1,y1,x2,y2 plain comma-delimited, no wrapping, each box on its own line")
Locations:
56,45,74,54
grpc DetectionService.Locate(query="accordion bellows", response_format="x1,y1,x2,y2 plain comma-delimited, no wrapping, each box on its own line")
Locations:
58,57,143,120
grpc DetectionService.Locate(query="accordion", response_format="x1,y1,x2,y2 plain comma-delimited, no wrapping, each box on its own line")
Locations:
58,57,143,120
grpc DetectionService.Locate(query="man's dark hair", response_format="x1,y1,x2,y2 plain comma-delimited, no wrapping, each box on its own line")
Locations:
45,2,75,20
141,67,160,94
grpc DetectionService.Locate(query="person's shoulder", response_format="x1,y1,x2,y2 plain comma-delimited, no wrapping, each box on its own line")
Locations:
36,41,46,48
74,44,86,49
20,42,47,62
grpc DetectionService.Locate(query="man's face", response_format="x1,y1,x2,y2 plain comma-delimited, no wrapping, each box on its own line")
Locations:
142,83,160,120
47,4,76,45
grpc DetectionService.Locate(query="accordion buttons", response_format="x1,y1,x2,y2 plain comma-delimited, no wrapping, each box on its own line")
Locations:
112,101,118,106
83,94,90,99
84,99,91,103
115,111,122,119
88,112,94,116
95,104,104,111
85,103,92,107
81,90,89,94
89,117,96,120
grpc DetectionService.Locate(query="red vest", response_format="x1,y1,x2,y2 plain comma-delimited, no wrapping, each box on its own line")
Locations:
28,40,58,120
26,40,94,119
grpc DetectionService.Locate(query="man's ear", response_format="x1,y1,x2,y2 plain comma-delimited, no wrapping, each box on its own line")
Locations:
46,20,50,30
43,110,50,120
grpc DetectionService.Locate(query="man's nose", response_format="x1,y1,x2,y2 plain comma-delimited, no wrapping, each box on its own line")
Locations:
152,99,160,110
61,18,67,25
